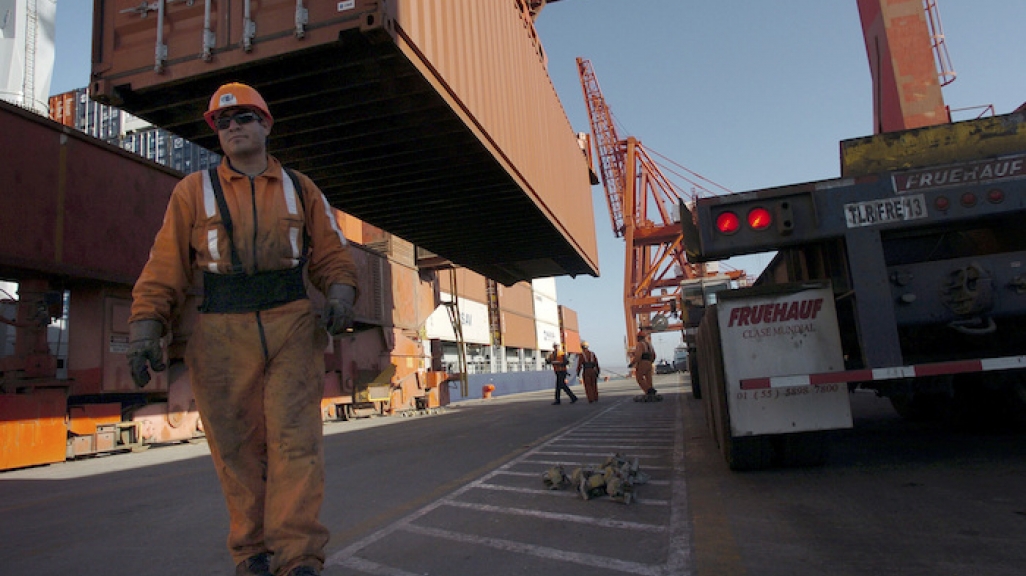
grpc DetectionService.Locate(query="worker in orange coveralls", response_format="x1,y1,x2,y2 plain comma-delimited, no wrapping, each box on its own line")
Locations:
631,330,658,397
576,341,601,403
126,82,358,576
546,343,578,405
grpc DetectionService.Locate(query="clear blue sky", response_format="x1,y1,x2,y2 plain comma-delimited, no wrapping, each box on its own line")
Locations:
50,1,1026,366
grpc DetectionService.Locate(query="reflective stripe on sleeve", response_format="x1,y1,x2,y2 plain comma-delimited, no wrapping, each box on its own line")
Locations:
318,191,348,246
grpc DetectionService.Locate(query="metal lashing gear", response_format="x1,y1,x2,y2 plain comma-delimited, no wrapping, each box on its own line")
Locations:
634,388,663,402
542,465,570,490
571,467,607,500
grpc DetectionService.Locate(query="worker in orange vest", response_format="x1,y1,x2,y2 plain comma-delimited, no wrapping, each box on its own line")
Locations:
126,82,358,576
631,330,658,397
576,341,601,403
546,343,578,405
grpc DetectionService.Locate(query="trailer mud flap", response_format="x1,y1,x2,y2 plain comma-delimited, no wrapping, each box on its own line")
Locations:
717,282,852,437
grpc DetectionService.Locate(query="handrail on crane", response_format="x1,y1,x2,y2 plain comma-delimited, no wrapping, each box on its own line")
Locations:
923,0,956,87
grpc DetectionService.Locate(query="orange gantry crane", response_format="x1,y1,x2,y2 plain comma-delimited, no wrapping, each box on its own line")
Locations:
577,58,736,352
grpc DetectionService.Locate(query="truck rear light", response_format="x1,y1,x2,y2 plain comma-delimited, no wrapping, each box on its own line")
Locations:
935,196,950,211
987,189,1005,204
747,207,772,230
960,192,977,207
716,212,740,234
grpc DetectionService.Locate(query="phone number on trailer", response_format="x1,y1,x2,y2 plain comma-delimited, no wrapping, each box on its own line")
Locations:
844,194,927,228
736,383,840,401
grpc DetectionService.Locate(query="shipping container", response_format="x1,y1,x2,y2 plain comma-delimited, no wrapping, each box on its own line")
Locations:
535,319,561,353
0,99,180,285
532,277,558,300
501,311,537,350
558,305,579,333
533,292,560,327
497,281,535,317
452,268,488,304
424,294,491,345
563,328,581,355
90,0,598,285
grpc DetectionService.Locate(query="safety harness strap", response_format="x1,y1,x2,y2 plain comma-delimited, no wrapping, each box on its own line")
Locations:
199,167,309,314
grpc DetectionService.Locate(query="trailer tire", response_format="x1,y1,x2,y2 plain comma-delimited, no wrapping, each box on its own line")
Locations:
689,354,702,400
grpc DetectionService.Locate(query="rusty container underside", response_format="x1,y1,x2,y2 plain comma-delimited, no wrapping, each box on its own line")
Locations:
90,0,599,286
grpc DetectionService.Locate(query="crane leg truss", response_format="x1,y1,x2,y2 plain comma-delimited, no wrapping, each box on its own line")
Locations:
621,138,702,347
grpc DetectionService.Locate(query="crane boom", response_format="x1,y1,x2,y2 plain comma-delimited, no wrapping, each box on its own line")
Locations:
578,57,627,238
577,58,723,354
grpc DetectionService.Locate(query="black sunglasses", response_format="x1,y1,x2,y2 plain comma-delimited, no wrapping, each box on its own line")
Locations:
215,111,261,130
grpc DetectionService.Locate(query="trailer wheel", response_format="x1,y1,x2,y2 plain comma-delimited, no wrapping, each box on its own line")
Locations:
696,303,774,471
688,354,702,400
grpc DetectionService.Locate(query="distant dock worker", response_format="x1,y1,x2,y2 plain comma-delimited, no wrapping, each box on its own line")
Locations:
576,340,601,403
126,82,359,576
631,330,658,398
546,343,578,405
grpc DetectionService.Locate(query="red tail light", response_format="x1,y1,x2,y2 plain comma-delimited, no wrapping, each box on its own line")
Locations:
747,207,772,230
716,212,740,234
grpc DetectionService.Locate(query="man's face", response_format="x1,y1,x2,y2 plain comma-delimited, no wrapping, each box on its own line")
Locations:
214,107,269,157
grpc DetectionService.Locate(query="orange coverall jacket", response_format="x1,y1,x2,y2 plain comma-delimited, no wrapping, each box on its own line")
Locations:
130,156,358,328
129,157,358,572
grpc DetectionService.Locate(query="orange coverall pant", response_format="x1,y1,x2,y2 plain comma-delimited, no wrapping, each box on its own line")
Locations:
186,299,329,575
635,360,654,392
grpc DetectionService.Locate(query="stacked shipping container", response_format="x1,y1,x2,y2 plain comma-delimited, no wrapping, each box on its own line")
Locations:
424,268,582,374
47,88,221,174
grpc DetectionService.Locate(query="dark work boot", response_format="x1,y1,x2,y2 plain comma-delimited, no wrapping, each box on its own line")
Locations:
235,553,273,576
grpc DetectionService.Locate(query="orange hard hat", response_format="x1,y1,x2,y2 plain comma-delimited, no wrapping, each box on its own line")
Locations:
204,82,273,130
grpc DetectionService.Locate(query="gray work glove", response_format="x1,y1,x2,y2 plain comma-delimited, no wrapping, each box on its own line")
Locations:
323,284,356,336
127,319,166,388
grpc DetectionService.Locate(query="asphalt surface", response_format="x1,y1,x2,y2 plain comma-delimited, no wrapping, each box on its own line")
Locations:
2,373,1025,576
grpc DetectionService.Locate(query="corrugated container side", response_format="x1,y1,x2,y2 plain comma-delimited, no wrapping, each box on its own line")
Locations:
453,268,488,303
531,277,557,300
535,319,560,352
533,292,559,326
90,0,598,285
48,91,76,126
501,311,536,350
563,328,581,354
0,101,179,284
497,281,534,317
559,305,579,333
391,261,423,330
396,0,598,272
425,294,490,345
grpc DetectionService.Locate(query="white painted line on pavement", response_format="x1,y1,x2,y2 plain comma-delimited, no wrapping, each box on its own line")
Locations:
400,523,664,576
468,481,670,505
519,459,671,470
326,396,690,575
441,500,668,532
334,556,422,576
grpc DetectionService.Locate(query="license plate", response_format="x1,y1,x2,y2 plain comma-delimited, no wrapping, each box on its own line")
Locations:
844,194,927,228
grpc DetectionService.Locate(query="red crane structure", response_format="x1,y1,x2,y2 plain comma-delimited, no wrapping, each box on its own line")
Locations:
577,58,734,353
857,0,956,133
